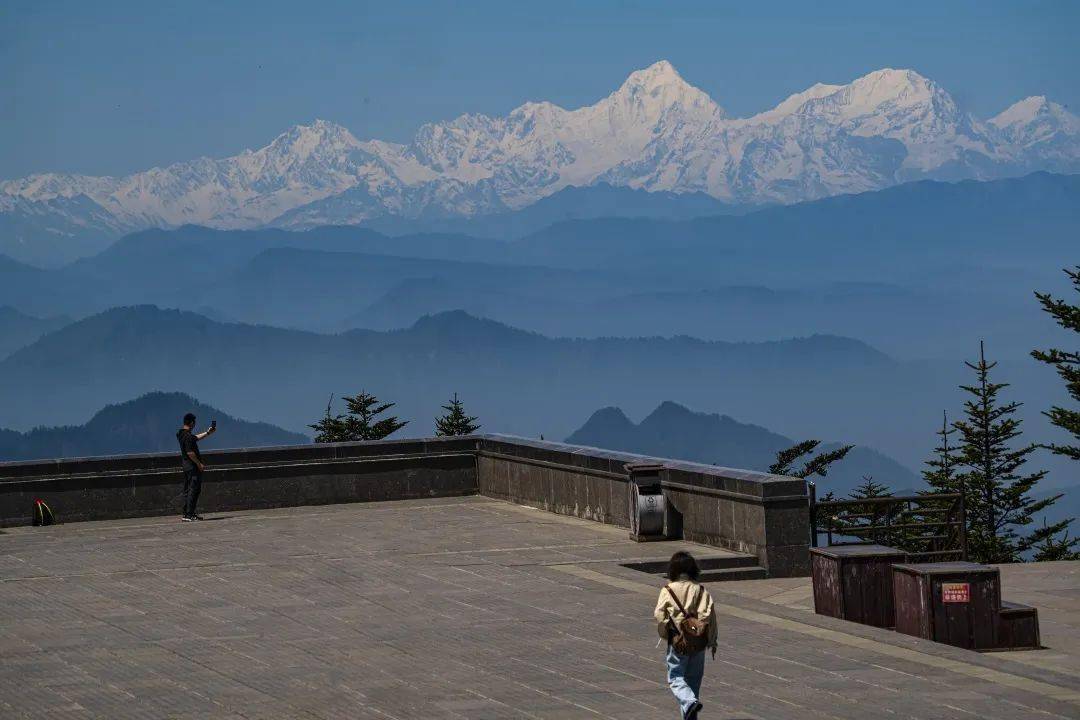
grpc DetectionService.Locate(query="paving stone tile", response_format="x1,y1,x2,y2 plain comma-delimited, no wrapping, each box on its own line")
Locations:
1,497,1078,719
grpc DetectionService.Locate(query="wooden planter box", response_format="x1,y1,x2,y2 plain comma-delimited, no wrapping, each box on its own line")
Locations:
810,545,907,628
892,562,1000,650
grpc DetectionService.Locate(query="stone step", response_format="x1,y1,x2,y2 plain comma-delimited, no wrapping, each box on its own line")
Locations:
699,566,768,583
621,553,760,575
621,554,767,582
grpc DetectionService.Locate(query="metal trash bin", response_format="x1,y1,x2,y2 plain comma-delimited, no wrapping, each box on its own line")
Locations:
810,545,907,627
626,463,666,542
892,561,1000,650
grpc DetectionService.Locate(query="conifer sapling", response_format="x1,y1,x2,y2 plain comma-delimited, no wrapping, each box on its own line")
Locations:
434,393,481,437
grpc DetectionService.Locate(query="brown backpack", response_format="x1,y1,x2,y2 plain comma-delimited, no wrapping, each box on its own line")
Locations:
664,583,710,655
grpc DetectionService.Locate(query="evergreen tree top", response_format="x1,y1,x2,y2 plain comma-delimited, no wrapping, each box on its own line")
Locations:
435,393,481,437
850,475,893,499
923,409,961,493
310,390,407,443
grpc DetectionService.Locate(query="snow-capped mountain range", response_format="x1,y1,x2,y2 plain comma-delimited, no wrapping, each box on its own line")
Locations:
4,61,1079,247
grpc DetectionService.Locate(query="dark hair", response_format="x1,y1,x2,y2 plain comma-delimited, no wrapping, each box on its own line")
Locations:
666,551,701,581
183,413,197,426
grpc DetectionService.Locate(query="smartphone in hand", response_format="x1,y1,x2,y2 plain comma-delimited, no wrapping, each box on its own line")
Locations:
211,420,217,430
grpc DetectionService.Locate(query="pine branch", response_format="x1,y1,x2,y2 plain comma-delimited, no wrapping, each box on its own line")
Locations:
768,440,820,476
801,445,854,479
1032,265,1080,468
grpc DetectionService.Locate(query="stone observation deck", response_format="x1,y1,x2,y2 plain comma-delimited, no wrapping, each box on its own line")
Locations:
2,437,1079,719
0,434,811,576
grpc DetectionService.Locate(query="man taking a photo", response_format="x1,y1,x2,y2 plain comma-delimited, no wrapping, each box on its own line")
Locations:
177,412,216,521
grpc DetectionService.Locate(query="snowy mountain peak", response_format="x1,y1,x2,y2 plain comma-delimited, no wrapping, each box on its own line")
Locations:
751,69,946,127
3,61,1079,257
988,96,1080,164
991,95,1050,127
825,68,949,120
619,60,686,92
264,120,360,158
2,173,117,202
612,60,725,119
772,67,984,174
854,68,935,95
990,96,1078,131
752,82,844,122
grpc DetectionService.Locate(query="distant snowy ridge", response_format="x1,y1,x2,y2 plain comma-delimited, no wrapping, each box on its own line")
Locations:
4,61,1079,242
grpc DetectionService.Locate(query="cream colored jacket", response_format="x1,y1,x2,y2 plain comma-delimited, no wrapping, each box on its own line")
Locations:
653,578,718,649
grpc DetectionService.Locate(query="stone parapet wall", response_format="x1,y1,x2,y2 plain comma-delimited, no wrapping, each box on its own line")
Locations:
475,435,809,575
0,437,479,526
0,434,810,576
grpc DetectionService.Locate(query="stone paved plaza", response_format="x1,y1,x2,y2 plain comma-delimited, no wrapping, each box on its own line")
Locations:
2,496,1079,719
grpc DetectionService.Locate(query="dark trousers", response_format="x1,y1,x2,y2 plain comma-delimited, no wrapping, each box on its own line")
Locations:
182,468,203,517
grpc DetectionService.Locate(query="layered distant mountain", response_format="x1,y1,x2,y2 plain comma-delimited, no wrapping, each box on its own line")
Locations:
566,401,919,496
0,306,946,468
0,306,70,360
0,391,308,462
508,172,1080,277
353,183,747,239
4,61,1078,264
2,172,1074,362
3,172,1077,305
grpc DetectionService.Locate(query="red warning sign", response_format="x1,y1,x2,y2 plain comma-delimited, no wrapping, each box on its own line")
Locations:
942,582,970,603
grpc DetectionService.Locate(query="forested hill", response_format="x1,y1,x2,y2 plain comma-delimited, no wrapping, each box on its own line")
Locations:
0,391,309,461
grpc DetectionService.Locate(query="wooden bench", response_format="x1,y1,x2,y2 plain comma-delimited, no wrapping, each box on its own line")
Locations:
996,601,1041,650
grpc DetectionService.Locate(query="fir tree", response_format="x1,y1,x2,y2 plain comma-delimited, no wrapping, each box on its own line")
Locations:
850,475,894,500
917,410,969,557
952,341,1066,563
1032,266,1080,462
1031,521,1080,561
341,391,408,441
310,391,407,442
434,393,481,436
309,394,350,443
843,476,903,546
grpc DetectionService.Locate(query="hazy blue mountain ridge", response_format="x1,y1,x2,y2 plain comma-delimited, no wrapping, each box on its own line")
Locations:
0,391,309,461
0,306,938,468
566,401,920,496
0,306,71,360
509,173,1080,282
0,174,1075,479
2,173,1075,356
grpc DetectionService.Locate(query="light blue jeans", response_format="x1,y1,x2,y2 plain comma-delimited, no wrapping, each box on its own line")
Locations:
665,645,705,717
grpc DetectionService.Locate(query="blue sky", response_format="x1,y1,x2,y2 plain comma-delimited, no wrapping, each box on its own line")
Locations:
3,0,1078,178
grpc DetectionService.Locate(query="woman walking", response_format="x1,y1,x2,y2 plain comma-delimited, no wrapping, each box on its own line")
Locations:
654,551,718,719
